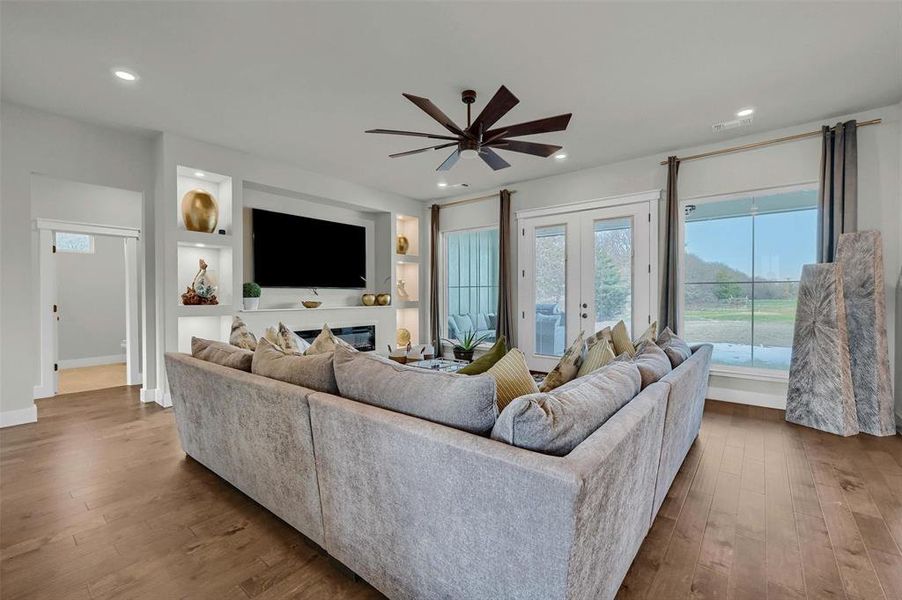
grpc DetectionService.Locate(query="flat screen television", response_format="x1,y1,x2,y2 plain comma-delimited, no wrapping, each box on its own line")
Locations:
251,208,366,288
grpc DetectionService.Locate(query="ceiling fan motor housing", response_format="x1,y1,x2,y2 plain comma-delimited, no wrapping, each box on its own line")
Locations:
461,89,477,105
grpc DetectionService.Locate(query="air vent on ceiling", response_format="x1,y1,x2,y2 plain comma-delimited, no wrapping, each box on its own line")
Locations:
712,116,753,134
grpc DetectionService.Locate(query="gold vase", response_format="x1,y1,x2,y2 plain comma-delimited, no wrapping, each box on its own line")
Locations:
396,234,410,255
361,293,376,306
181,189,219,233
376,293,391,306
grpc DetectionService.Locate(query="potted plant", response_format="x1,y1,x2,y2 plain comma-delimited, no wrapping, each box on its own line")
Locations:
443,330,489,362
242,282,261,311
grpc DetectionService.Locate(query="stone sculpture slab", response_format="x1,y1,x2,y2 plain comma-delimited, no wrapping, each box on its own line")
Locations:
836,230,896,436
786,263,858,436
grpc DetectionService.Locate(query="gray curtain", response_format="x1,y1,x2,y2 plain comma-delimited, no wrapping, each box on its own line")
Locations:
429,204,441,349
495,190,514,348
817,120,858,262
659,156,681,333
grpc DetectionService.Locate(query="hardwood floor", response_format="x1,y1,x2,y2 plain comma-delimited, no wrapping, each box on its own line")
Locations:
1,388,900,599
58,363,126,395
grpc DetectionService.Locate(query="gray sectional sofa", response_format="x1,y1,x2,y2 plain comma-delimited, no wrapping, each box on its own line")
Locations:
164,343,712,600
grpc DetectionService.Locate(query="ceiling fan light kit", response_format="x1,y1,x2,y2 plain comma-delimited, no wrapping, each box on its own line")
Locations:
367,85,572,172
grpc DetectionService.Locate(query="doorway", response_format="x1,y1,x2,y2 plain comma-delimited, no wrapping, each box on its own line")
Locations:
517,192,658,371
34,220,141,397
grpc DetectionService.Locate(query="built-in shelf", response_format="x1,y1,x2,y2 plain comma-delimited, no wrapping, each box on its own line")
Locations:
395,255,420,264
395,300,419,309
177,230,234,248
239,305,394,313
176,304,233,317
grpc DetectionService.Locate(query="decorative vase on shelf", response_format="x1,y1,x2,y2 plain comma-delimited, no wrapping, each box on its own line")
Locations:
397,328,411,346
242,282,261,311
376,293,391,306
361,293,376,306
396,234,410,255
243,297,260,311
181,189,219,233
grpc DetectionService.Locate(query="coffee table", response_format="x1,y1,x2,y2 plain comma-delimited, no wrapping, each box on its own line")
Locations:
407,358,469,373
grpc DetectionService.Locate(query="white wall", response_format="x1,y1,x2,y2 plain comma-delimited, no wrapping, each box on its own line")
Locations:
0,102,158,426
57,235,127,363
438,103,902,415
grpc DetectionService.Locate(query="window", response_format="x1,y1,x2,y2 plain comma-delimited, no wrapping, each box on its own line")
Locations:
444,228,499,343
55,232,94,254
682,184,818,371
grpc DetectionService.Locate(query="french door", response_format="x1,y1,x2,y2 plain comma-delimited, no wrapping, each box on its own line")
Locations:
518,198,655,371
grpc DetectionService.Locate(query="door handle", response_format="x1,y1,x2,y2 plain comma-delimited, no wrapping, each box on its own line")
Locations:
581,313,588,319
582,303,588,309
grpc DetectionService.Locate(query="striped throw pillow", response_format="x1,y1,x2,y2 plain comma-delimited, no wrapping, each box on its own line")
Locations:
576,338,615,377
487,349,539,412
611,320,635,357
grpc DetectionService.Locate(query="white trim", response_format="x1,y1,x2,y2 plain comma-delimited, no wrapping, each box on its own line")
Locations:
515,189,661,221
707,384,787,410
33,383,54,400
680,180,818,203
0,406,38,428
35,218,140,239
140,387,161,404
58,354,127,369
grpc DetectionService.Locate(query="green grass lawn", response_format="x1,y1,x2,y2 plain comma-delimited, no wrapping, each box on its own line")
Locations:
685,298,797,323
684,298,797,347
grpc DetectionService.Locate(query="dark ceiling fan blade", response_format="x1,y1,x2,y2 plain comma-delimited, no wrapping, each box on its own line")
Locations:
436,149,461,171
402,93,466,137
479,148,511,171
366,128,459,141
389,142,457,158
488,140,562,157
484,113,572,139
468,85,519,137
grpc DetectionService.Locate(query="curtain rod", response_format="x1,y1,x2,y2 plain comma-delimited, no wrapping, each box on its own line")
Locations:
659,118,882,166
435,190,516,209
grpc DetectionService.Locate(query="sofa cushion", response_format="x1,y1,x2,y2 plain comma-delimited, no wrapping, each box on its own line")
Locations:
252,338,338,393
191,336,253,372
634,321,657,346
491,360,641,456
657,327,692,368
539,331,585,392
632,340,672,389
486,348,539,411
229,316,257,350
452,314,475,336
576,337,615,378
332,346,497,434
474,313,489,331
458,336,507,375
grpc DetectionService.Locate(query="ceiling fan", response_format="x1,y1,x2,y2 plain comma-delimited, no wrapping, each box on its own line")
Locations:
366,85,572,171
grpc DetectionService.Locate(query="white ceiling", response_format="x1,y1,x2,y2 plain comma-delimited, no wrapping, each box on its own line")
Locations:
2,2,901,201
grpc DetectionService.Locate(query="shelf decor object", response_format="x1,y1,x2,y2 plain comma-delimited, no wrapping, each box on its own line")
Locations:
835,231,896,436
786,263,857,436
181,259,219,306
181,189,219,233
397,234,409,255
242,282,261,311
361,293,376,306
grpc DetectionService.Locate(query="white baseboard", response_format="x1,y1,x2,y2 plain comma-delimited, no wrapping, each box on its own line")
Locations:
707,384,786,410
0,405,38,428
33,383,54,400
140,387,160,404
58,354,127,369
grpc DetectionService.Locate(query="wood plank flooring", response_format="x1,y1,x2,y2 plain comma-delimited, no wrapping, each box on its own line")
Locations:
1,387,901,599
58,363,126,395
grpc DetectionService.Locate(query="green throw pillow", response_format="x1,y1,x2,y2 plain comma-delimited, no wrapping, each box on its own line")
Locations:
458,336,507,375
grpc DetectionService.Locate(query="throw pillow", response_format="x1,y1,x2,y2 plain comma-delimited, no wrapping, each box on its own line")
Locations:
632,340,672,389
458,336,507,375
291,330,312,354
452,314,475,336
492,360,642,456
610,320,635,357
656,327,692,368
475,313,489,331
251,338,338,393
229,316,257,350
305,323,356,355
585,326,612,350
262,322,300,353
576,337,615,378
191,337,253,372
633,320,657,346
332,345,497,434
486,348,539,412
539,331,585,392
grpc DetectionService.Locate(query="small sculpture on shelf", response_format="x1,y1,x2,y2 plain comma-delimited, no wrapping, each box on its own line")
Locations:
396,279,410,300
396,234,410,255
181,189,219,233
376,276,392,306
181,259,218,305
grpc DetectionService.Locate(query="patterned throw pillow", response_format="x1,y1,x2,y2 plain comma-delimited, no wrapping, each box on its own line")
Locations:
656,327,692,368
610,321,635,358
539,331,586,392
305,323,356,355
263,322,302,353
585,326,612,351
576,338,615,378
229,316,257,350
458,336,507,375
633,320,657,347
487,349,540,412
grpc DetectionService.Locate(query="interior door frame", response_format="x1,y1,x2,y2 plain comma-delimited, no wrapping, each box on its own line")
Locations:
34,218,142,399
516,189,660,371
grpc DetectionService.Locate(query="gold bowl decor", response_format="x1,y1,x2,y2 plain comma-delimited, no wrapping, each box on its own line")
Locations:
301,300,322,309
181,189,219,233
361,293,376,306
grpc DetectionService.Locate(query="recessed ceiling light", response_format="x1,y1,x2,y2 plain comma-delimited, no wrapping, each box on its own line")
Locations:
437,182,448,188
555,153,568,160
113,69,138,82
195,243,205,248
194,171,205,177
736,108,754,117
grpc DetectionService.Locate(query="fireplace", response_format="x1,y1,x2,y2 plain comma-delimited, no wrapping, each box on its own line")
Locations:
295,325,376,352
